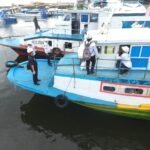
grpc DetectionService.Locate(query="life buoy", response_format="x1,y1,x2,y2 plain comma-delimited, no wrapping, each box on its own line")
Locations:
5,61,18,68
54,94,69,108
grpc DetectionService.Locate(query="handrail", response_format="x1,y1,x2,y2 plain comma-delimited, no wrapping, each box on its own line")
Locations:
44,28,81,35
53,56,150,81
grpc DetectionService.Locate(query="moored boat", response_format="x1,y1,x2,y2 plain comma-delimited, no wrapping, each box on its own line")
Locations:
6,28,150,120
0,29,83,58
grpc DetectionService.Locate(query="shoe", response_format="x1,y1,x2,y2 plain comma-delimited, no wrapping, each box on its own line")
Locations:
48,63,52,66
37,79,41,82
90,71,95,74
87,72,90,75
34,83,40,85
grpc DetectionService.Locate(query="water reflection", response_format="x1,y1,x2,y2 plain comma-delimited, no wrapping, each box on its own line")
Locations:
20,94,150,150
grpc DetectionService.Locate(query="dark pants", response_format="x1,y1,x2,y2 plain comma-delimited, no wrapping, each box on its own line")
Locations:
46,53,52,65
119,63,129,74
32,62,38,84
86,55,96,74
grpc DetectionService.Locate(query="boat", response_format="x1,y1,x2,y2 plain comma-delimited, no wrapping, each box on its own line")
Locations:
14,8,49,21
0,0,149,57
54,0,150,33
0,9,17,25
0,29,83,58
6,28,150,120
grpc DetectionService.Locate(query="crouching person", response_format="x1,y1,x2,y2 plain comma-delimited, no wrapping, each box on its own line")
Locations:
116,46,132,75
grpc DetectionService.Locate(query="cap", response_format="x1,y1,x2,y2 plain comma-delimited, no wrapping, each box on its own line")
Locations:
86,34,92,41
122,46,129,53
27,47,34,53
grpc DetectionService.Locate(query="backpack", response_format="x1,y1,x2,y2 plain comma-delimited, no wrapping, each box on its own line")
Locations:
83,42,91,61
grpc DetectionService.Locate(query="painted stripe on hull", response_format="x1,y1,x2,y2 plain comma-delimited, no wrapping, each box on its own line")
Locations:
75,102,150,120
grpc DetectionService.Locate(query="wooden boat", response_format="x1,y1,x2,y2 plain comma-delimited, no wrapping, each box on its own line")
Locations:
6,28,150,120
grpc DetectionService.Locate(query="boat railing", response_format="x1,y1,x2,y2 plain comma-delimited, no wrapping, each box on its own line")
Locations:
52,56,150,81
47,28,81,35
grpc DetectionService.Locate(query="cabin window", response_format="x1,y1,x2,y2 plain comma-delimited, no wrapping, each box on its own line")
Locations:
103,86,115,92
65,42,72,49
81,14,88,22
130,46,141,57
104,46,115,54
64,15,70,21
90,14,98,22
72,13,77,21
97,46,102,53
125,88,143,94
141,46,150,57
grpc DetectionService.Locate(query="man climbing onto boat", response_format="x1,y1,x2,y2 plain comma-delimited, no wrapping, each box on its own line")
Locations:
43,41,52,66
81,24,88,40
116,46,132,75
33,16,41,32
27,43,41,85
84,35,99,75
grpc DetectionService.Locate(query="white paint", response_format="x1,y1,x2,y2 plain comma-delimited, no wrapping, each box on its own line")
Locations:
53,76,150,106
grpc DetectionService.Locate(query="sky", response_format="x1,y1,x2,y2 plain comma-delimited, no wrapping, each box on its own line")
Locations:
0,0,77,6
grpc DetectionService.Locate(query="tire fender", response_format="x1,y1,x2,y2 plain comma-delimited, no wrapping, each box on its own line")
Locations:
54,94,69,108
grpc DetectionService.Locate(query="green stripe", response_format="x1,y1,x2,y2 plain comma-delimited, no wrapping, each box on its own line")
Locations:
74,102,150,120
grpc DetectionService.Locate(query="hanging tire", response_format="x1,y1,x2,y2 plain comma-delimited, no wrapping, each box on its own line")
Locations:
54,94,69,108
5,61,18,68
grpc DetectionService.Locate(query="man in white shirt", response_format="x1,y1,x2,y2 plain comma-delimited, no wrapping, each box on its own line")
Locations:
43,41,52,66
116,46,132,75
27,41,36,56
85,35,99,74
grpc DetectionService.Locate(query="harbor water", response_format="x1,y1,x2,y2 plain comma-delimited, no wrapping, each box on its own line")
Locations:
0,4,150,150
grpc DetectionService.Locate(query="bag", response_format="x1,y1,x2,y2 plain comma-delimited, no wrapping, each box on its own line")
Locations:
27,62,31,70
83,43,91,61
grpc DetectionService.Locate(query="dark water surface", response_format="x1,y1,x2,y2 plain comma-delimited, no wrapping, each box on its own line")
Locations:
0,7,150,150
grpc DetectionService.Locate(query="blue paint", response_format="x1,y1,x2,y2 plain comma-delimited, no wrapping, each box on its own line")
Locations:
141,46,150,57
0,38,20,47
81,14,88,22
130,46,141,57
24,32,83,41
131,58,148,68
122,21,150,28
7,57,150,110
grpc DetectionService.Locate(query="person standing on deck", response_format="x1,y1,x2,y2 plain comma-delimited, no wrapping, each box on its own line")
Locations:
27,43,41,85
33,16,41,32
43,41,52,66
116,46,132,75
85,35,99,75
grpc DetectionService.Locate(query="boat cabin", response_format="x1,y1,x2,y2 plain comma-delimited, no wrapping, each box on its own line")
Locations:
54,2,148,35
78,28,150,70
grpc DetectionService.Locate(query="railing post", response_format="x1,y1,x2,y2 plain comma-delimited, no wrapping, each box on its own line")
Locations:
143,57,150,80
72,58,76,88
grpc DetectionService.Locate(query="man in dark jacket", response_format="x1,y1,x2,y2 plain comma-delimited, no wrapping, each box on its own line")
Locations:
27,44,41,85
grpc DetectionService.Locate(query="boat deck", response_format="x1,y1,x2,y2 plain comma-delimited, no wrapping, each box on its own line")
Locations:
7,53,150,98
56,53,150,85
